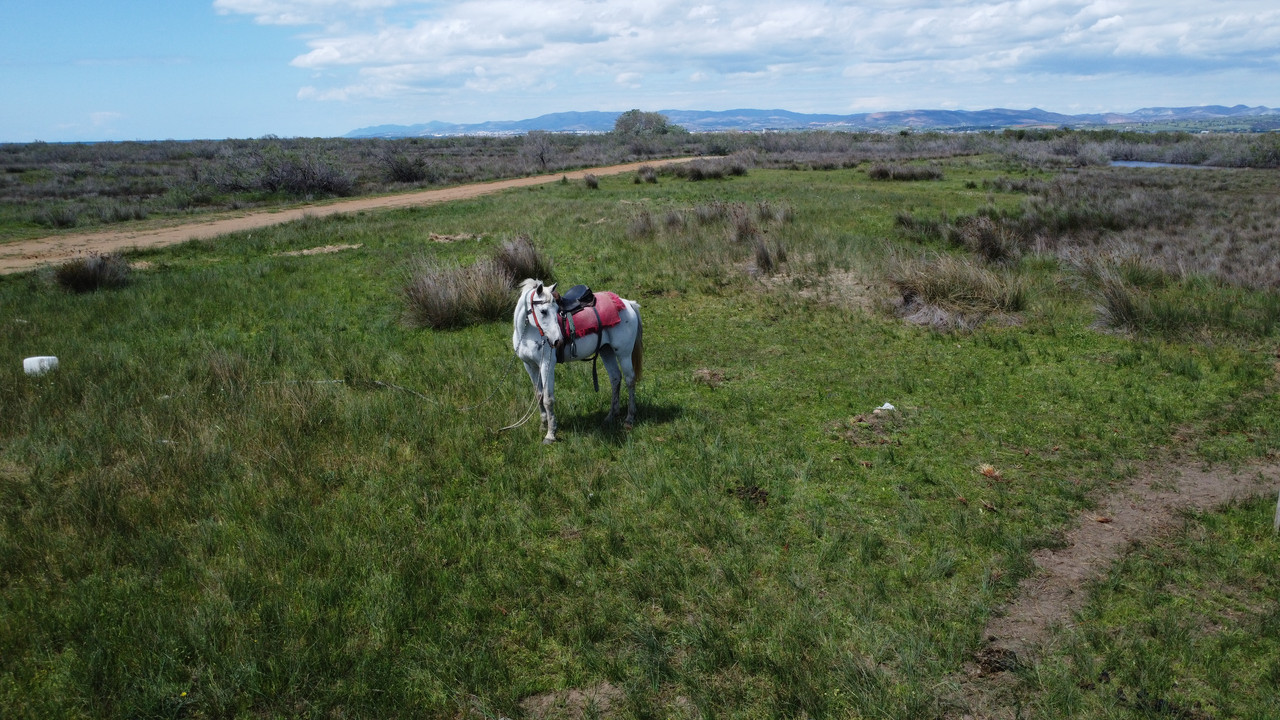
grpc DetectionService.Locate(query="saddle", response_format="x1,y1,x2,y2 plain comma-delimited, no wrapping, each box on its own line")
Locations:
554,284,595,314
551,285,624,391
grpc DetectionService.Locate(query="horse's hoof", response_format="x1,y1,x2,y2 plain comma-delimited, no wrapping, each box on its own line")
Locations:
624,421,634,431
543,436,557,444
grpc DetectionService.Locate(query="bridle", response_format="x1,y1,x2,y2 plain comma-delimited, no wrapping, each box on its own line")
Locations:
526,290,560,349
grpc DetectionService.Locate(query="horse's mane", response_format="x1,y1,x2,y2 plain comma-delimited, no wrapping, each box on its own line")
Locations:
517,278,541,296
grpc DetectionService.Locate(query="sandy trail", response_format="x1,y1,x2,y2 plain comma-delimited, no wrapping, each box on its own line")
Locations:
0,158,690,274
952,461,1280,719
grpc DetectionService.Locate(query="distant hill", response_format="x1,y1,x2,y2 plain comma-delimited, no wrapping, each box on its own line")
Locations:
346,105,1279,138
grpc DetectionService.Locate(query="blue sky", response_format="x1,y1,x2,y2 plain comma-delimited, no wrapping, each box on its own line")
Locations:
2,0,1277,142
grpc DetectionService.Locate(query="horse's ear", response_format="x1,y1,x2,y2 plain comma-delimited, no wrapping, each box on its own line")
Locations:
546,283,557,296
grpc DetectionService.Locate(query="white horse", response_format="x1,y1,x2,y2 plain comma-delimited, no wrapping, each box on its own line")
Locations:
512,278,643,443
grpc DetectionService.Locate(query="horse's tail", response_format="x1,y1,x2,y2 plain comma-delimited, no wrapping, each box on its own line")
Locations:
631,302,644,384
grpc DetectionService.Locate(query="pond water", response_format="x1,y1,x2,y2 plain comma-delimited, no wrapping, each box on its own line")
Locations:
1110,160,1220,169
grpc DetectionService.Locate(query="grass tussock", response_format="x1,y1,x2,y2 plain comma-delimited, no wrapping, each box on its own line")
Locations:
888,253,1028,330
406,235,553,329
1074,255,1280,338
493,234,554,282
53,252,132,292
403,258,513,329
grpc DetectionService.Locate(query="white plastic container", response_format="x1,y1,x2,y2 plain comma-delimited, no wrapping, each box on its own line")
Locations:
23,356,58,375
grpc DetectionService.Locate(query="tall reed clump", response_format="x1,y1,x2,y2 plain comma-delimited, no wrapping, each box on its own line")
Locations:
405,235,554,329
888,253,1028,330
53,252,132,293
493,234,554,282
403,259,512,329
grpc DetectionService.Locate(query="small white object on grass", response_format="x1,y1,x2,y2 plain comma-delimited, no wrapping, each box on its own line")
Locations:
1274,489,1279,533
23,356,58,376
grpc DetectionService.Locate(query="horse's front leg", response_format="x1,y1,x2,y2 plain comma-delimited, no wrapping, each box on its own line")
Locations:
522,359,549,429
538,355,557,443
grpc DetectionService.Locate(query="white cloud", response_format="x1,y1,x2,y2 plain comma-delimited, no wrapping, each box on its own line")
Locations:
213,0,1280,116
90,111,123,127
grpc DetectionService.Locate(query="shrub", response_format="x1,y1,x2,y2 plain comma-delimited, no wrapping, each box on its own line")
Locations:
583,173,599,189
381,152,433,183
259,150,354,196
54,252,132,293
98,202,148,223
635,165,658,184
33,205,80,229
493,235,554,283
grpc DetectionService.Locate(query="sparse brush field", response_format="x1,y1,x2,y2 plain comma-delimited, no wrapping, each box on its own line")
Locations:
3,133,1280,718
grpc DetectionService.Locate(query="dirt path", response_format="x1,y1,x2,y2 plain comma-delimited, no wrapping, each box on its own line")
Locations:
952,461,1280,719
0,158,692,275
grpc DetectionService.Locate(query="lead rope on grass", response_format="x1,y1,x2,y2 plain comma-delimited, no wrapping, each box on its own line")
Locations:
498,393,540,432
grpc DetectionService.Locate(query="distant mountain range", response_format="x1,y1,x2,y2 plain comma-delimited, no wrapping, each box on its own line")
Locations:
346,105,1279,138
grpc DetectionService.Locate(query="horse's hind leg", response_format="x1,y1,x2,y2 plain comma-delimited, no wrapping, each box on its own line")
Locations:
600,348,623,423
618,351,637,429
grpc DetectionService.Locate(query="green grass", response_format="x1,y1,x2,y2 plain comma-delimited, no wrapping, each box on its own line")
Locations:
2,160,1279,717
1015,494,1280,719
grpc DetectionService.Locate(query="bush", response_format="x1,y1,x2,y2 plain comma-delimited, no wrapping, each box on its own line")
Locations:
583,173,599,189
54,252,132,293
381,152,433,183
259,150,354,196
635,165,658,184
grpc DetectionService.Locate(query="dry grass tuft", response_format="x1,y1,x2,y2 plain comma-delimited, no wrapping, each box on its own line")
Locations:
888,253,1028,331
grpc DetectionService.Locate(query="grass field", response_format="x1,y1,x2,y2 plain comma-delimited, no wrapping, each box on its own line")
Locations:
2,137,1280,718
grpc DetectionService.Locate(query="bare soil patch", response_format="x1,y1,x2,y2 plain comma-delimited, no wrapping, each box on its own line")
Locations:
274,243,363,257
950,460,1280,719
0,159,694,275
519,681,626,720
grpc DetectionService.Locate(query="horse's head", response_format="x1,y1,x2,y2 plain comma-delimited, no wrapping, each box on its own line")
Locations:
518,279,565,350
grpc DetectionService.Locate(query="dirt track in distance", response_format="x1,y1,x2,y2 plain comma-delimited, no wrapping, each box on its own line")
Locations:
0,158,693,275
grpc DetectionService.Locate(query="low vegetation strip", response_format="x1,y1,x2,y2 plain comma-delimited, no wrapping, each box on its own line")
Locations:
0,158,695,274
